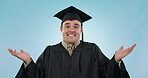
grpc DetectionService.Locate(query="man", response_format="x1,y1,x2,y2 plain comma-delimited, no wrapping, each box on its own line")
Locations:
9,6,136,78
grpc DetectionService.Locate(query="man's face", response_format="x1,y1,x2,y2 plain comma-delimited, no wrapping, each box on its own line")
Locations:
60,20,82,44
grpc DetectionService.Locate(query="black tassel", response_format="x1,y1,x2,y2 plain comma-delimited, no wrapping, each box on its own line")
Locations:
82,32,84,42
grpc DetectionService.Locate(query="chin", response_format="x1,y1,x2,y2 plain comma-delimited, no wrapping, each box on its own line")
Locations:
69,41,76,44
68,40,77,44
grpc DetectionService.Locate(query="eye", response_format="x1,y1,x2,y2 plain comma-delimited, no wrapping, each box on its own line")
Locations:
65,26,70,28
74,26,79,29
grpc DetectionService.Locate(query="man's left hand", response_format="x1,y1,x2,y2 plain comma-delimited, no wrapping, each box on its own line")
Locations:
115,44,136,62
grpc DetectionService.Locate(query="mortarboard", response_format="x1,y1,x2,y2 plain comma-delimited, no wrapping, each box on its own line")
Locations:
54,6,92,42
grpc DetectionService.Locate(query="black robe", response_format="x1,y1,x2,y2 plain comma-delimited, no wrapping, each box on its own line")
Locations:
16,42,130,78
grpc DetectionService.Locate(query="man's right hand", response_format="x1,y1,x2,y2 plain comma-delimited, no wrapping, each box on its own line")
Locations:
8,49,31,65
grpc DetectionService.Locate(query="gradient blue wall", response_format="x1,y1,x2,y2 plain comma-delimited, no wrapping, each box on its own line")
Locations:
0,0,148,78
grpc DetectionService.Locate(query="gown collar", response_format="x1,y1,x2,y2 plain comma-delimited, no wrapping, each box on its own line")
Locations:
61,40,80,55
61,40,80,50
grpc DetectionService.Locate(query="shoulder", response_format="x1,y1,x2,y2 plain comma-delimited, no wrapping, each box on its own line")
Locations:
73,41,100,51
82,41,99,48
82,41,102,53
45,42,66,52
44,43,60,50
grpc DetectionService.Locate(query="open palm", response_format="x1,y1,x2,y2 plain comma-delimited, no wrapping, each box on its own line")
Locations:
115,44,136,62
8,49,31,65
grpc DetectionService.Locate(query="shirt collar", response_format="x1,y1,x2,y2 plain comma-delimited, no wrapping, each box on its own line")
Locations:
62,40,80,50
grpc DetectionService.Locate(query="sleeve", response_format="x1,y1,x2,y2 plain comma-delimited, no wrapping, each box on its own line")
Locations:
15,46,51,78
92,43,130,78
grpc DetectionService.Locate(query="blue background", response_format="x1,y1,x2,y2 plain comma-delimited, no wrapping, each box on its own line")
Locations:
0,0,148,78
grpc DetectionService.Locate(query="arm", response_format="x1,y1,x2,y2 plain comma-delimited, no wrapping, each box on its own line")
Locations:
8,49,33,78
93,44,136,78
8,46,50,78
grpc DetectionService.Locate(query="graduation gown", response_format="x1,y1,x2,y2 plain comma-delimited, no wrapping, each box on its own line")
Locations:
15,42,130,78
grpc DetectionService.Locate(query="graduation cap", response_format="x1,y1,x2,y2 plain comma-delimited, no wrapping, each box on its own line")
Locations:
54,6,92,42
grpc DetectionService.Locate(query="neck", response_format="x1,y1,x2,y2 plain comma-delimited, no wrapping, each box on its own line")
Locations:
64,41,75,47
68,43,74,47
63,40,80,47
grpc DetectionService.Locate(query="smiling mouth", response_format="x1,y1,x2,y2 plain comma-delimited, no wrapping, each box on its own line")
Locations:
67,34,76,37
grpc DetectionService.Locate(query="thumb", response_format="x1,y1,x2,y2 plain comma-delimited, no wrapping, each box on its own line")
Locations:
119,46,124,50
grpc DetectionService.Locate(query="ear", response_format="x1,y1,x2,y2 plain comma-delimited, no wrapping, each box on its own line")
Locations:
60,26,63,32
81,27,83,32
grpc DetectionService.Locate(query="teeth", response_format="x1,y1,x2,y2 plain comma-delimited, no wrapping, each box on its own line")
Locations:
69,35,74,36
67,34,76,36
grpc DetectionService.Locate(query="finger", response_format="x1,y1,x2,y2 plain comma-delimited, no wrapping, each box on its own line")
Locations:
132,44,136,48
8,48,13,52
14,49,16,52
20,49,25,53
8,49,17,56
131,44,136,51
128,47,132,53
123,48,130,54
8,48,15,54
119,46,124,50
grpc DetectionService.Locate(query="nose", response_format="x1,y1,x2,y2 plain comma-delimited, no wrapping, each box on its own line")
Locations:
68,27,75,32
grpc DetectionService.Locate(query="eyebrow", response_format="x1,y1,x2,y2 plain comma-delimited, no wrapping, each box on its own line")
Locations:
64,23,70,25
64,23,80,26
74,23,80,26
